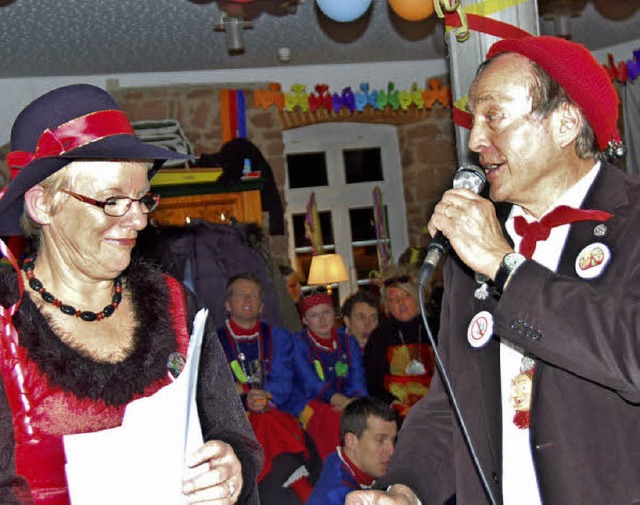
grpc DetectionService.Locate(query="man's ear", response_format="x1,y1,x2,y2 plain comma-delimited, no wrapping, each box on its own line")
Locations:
23,185,53,225
224,300,232,313
553,102,582,149
344,432,358,450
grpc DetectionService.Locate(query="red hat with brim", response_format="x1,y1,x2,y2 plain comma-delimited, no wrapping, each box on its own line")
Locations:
486,36,620,151
0,83,192,236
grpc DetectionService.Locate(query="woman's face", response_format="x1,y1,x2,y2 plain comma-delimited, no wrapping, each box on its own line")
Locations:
42,160,150,280
385,286,419,322
303,303,335,339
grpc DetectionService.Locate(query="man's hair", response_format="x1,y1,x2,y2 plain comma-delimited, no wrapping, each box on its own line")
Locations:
340,290,379,319
476,53,599,160
224,272,263,301
340,397,396,446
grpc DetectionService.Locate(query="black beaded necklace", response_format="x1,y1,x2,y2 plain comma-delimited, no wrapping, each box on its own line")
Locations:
22,255,123,322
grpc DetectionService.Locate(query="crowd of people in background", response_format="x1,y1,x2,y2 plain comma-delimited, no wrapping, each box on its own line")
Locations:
214,250,440,504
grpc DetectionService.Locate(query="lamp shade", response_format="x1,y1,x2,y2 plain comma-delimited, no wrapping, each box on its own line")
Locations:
307,254,349,286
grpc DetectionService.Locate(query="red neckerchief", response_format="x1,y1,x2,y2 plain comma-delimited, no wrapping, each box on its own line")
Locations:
514,205,612,258
307,327,337,352
227,318,260,338
339,447,375,487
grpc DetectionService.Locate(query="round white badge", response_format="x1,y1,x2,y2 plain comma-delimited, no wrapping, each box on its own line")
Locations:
467,311,494,348
575,242,611,279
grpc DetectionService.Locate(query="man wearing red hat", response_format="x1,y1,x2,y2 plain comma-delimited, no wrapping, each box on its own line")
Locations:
347,36,635,505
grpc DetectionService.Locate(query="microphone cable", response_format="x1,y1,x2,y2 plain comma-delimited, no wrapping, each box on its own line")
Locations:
418,278,498,505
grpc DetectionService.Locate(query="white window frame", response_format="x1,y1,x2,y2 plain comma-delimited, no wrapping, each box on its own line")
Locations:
283,122,409,305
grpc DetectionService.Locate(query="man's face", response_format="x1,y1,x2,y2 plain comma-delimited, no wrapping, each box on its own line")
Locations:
344,302,379,347
225,279,263,328
468,54,563,216
347,415,397,479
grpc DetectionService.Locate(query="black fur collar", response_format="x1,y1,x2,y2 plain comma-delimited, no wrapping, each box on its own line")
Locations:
0,260,179,406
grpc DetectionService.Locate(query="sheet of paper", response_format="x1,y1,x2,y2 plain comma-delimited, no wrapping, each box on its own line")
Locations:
63,309,208,505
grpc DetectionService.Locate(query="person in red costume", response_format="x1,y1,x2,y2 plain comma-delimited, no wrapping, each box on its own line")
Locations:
364,265,436,421
0,84,262,504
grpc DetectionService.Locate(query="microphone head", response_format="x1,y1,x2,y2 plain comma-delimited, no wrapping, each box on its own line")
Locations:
453,165,486,194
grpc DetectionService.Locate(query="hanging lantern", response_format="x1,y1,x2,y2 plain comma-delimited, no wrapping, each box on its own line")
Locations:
388,0,435,22
316,0,373,23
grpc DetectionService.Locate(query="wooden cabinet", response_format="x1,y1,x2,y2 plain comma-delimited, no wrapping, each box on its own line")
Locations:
150,189,262,227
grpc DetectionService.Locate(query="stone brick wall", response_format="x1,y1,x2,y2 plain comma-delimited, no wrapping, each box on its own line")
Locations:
397,107,458,247
110,81,291,266
1,80,458,264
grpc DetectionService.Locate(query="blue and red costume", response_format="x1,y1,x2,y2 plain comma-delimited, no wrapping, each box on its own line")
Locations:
217,320,309,484
282,326,367,460
307,447,375,505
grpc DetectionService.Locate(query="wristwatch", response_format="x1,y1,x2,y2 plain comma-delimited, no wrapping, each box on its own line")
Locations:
494,252,527,295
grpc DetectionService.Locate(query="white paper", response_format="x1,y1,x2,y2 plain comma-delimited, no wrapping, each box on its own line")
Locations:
63,309,208,505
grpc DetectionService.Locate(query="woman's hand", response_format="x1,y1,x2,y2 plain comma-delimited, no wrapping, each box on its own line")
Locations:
183,440,243,504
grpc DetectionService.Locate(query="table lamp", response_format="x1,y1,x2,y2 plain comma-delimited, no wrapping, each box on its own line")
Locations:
306,253,349,295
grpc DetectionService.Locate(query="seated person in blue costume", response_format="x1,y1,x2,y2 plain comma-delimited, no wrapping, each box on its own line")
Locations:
282,290,367,461
216,273,314,504
341,290,381,351
308,397,397,505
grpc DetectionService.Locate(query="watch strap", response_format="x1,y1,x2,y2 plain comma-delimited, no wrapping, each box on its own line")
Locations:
494,253,526,295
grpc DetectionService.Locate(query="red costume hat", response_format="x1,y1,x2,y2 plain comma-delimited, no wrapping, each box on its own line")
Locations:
487,36,621,152
0,84,192,236
300,292,333,316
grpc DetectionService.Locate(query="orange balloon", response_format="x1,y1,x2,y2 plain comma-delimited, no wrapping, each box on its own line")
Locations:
389,0,435,22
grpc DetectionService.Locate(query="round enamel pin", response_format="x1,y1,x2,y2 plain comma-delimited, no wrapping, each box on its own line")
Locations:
467,311,494,348
575,242,611,279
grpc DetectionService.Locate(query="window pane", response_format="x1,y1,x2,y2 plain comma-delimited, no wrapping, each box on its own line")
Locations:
352,244,380,280
292,211,334,248
343,148,383,184
287,152,328,188
349,207,376,242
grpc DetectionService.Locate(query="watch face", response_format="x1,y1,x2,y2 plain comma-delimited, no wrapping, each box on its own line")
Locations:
505,253,526,270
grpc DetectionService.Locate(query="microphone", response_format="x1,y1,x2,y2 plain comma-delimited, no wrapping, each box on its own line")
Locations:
419,165,486,285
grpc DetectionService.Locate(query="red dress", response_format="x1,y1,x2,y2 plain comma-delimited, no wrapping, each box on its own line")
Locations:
0,275,189,505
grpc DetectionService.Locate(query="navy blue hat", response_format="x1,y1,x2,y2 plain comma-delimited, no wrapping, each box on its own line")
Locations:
0,83,191,236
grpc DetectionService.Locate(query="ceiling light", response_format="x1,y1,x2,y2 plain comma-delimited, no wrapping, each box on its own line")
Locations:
214,13,253,54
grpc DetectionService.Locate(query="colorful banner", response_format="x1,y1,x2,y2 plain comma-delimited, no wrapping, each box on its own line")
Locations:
304,192,324,255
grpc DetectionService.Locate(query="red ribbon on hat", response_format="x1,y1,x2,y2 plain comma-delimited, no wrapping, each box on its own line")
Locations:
6,109,135,179
514,205,613,258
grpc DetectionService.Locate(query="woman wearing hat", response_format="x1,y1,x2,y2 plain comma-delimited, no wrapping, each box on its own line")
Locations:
0,84,262,504
363,264,436,421
282,290,367,461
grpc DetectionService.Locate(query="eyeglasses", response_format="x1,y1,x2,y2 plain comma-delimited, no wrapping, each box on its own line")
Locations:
60,189,160,217
383,275,412,287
